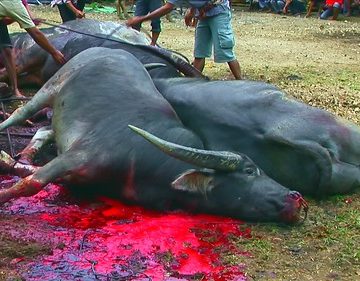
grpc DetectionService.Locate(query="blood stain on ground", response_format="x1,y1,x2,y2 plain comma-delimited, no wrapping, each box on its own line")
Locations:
0,175,251,280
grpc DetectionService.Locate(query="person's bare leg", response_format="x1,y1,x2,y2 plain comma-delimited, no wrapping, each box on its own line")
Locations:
117,0,129,19
228,59,242,80
1,48,24,97
151,32,160,46
121,0,130,18
116,0,121,17
331,7,340,20
192,58,205,72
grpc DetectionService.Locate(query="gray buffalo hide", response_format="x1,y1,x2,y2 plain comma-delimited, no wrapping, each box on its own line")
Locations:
155,78,360,198
0,48,306,223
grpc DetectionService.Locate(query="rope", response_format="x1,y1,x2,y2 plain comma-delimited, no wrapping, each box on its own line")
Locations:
1,102,14,158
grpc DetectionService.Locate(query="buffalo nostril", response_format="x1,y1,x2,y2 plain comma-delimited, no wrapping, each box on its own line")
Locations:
281,191,309,223
288,191,302,199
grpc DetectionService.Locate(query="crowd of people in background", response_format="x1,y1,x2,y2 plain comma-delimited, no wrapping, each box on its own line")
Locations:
255,0,359,19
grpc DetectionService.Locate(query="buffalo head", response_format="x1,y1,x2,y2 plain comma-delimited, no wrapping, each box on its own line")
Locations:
129,125,308,223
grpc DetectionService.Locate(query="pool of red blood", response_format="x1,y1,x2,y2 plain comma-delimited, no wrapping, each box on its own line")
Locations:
0,175,252,281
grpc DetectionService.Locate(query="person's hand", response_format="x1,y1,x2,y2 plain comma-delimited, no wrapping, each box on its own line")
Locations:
51,50,66,65
184,8,194,26
1,17,15,25
126,16,143,27
184,8,197,27
75,10,85,18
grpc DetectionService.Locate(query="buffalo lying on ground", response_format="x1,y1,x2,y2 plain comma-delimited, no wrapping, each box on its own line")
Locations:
0,19,202,87
9,18,151,54
0,48,306,223
1,19,148,73
154,78,360,198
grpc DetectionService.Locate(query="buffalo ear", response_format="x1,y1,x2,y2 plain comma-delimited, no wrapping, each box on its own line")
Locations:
171,169,215,196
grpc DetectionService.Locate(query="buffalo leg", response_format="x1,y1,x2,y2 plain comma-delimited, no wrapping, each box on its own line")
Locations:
0,151,87,204
0,48,105,132
16,126,54,165
0,70,69,132
0,150,39,177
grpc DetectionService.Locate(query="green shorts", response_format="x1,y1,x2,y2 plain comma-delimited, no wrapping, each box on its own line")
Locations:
194,10,236,63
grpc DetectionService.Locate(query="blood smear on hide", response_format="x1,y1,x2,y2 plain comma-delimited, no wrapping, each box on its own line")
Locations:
0,178,251,281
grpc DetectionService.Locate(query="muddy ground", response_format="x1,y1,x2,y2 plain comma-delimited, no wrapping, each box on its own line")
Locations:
0,3,359,281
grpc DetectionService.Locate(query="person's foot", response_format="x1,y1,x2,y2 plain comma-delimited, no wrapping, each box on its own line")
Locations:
12,88,26,99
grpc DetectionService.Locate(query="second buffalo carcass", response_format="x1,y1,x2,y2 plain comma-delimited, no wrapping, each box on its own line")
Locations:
0,19,203,87
1,19,150,78
0,48,307,223
154,78,360,198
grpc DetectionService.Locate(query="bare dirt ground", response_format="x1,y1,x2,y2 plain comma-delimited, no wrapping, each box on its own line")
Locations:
0,3,359,281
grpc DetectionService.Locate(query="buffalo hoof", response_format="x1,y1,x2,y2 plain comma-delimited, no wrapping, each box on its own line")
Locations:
0,151,36,178
0,150,16,173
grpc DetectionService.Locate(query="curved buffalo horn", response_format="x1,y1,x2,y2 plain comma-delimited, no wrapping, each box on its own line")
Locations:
143,63,167,71
128,125,244,171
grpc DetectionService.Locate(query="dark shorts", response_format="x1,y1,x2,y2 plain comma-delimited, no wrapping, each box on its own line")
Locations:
0,22,12,49
57,0,87,23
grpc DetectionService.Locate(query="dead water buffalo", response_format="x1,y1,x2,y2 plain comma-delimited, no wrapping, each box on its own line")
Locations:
1,19,149,71
16,33,202,86
1,19,202,86
9,18,151,53
0,48,307,223
154,78,360,198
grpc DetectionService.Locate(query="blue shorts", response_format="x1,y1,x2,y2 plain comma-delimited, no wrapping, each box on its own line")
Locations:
194,10,236,63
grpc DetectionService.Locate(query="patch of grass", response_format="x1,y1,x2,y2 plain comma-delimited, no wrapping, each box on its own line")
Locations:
0,236,51,261
0,231,52,281
219,194,360,280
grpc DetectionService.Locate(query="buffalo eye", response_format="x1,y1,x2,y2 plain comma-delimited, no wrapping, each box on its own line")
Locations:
244,167,255,175
244,166,260,176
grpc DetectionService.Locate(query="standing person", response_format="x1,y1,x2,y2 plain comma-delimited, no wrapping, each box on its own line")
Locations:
126,0,242,79
117,0,130,20
0,0,66,98
50,0,87,23
132,0,163,46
